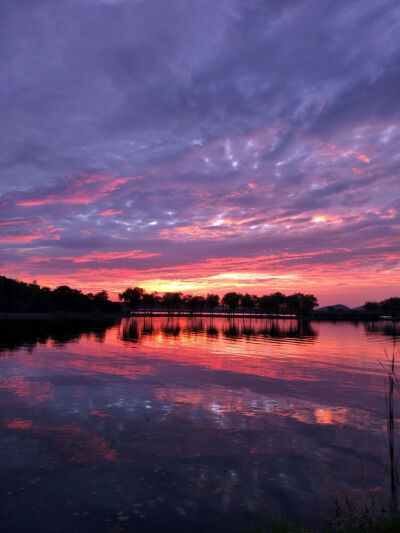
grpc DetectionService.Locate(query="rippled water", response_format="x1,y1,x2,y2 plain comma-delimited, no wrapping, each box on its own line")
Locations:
0,317,398,531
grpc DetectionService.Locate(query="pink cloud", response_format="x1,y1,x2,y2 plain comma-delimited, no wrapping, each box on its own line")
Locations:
16,174,140,207
0,219,34,226
98,209,123,216
0,233,47,243
26,249,160,264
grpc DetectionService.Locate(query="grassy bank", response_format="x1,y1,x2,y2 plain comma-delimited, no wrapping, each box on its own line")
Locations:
241,511,400,532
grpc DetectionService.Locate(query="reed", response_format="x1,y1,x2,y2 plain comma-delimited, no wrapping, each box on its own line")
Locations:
379,341,400,514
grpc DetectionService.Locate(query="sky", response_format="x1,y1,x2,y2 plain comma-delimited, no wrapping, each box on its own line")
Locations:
0,0,399,306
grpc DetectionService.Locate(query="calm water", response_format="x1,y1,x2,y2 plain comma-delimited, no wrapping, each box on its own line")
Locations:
0,317,398,532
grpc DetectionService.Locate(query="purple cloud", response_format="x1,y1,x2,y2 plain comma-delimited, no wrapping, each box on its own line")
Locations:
0,0,399,305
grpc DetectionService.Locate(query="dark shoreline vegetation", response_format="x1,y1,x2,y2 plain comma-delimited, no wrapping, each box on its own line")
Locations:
1,275,399,320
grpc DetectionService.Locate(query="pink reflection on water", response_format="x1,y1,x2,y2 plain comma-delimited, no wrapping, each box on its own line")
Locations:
4,418,121,464
6,419,33,429
2,318,393,432
0,377,53,402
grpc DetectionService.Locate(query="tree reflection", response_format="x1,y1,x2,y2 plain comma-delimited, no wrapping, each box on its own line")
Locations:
141,318,154,336
161,319,181,337
0,317,320,352
120,320,140,343
0,318,116,355
223,320,241,339
117,317,318,344
365,321,400,338
206,326,219,337
184,319,204,335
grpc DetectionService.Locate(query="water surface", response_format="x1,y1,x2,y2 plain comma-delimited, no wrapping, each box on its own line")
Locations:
0,317,398,531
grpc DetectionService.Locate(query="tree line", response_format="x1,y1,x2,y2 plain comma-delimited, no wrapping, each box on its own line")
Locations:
119,287,319,316
0,275,120,313
364,298,400,318
1,274,398,317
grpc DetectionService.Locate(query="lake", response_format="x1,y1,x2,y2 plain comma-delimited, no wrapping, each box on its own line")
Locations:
0,317,398,532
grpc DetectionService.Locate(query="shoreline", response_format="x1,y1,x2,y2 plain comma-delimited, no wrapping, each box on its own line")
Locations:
0,311,397,321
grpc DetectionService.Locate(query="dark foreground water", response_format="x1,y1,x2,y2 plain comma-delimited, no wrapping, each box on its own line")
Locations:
0,317,398,532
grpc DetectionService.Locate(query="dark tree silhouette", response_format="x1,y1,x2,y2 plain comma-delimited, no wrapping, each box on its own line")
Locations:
222,292,241,314
286,293,318,316
258,295,272,314
0,276,120,314
296,293,318,315
53,286,90,311
183,295,194,313
364,301,380,315
118,287,144,312
381,298,400,318
259,292,285,315
206,293,219,315
93,291,109,303
185,295,205,314
142,292,159,314
240,293,255,315
161,292,183,315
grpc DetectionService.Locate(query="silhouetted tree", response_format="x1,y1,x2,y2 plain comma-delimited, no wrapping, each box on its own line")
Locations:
252,294,259,310
53,285,90,311
162,292,183,315
222,292,241,314
381,297,400,318
142,292,159,314
0,275,120,314
241,293,255,315
259,295,272,314
185,295,205,314
93,291,108,303
119,287,144,312
259,292,285,315
364,301,380,316
206,293,219,315
184,295,194,313
298,294,318,315
286,293,318,316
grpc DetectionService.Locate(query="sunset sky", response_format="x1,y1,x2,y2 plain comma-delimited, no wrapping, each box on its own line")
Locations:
1,0,399,306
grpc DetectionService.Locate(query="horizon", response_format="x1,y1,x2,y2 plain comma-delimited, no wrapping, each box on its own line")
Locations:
1,1,399,308
1,273,392,310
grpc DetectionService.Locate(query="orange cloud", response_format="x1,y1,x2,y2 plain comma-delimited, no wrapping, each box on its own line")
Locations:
356,153,370,163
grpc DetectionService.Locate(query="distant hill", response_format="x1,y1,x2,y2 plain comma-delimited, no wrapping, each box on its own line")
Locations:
314,304,352,313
